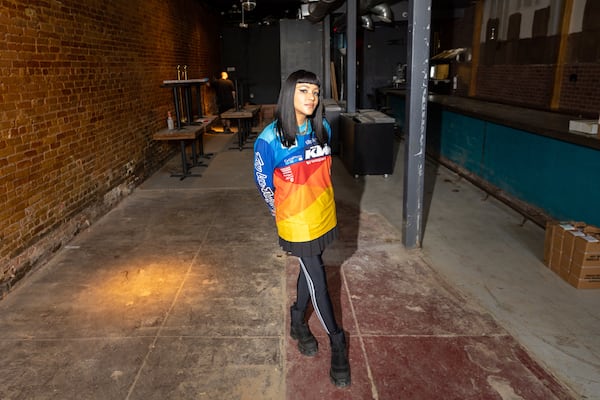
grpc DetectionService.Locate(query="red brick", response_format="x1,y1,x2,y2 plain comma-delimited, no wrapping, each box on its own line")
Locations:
1,0,221,286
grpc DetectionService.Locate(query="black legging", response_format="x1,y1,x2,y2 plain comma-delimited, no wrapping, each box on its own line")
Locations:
296,254,339,335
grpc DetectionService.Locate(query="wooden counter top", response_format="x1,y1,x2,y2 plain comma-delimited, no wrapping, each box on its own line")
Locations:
153,116,217,141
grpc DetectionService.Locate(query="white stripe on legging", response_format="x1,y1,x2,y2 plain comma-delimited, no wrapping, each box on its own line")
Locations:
298,257,330,335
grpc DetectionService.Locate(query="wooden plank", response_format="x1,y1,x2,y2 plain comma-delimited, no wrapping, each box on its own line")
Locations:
221,110,254,118
221,105,261,119
330,61,338,102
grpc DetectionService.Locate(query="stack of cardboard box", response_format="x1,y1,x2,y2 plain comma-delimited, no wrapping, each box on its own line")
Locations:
544,222,600,289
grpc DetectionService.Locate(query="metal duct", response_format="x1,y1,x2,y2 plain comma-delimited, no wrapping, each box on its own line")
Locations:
361,14,374,30
359,0,386,14
371,3,393,23
331,1,402,31
306,0,400,23
306,0,345,22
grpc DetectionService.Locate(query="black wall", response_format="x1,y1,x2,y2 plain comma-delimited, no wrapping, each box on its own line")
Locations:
360,24,408,108
220,24,282,105
220,18,410,110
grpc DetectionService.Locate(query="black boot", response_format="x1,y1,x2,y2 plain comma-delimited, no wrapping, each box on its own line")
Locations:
329,330,351,388
290,303,318,356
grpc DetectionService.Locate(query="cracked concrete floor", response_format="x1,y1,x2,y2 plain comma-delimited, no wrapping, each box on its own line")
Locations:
0,131,593,399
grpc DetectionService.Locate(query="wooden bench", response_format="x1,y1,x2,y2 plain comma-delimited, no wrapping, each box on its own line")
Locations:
153,116,217,179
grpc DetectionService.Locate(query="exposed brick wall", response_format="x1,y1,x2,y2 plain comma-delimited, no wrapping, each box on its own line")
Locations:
455,1,599,116
559,64,600,116
0,0,220,295
475,64,555,110
474,45,599,116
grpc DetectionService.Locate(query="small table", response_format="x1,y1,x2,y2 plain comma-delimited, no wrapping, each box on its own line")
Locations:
161,78,209,129
221,105,261,151
153,116,217,180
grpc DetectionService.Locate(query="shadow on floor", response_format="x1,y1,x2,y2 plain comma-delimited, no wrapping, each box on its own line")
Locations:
0,133,579,400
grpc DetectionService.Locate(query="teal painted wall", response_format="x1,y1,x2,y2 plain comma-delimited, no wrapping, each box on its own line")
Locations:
390,98,600,226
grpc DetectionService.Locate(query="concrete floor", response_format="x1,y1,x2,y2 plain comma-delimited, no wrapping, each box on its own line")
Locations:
0,129,597,399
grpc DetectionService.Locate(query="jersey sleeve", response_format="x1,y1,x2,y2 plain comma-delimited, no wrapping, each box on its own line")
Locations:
253,134,276,213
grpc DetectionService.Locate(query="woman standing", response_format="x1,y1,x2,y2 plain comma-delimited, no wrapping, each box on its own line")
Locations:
253,70,350,388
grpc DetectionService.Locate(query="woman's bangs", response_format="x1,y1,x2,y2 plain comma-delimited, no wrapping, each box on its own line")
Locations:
297,78,320,87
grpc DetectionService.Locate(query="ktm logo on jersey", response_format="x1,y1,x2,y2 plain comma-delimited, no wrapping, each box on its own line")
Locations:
304,144,330,160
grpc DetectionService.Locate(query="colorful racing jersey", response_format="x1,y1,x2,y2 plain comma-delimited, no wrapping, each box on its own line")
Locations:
253,120,336,243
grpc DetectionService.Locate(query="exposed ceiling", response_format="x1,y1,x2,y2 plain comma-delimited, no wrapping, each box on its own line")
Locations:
201,0,304,25
201,0,476,26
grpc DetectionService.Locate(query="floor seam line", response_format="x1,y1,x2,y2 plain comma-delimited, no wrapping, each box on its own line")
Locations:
282,254,288,399
124,214,213,400
342,263,379,400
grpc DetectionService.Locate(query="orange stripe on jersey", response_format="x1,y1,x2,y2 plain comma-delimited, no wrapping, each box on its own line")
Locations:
274,160,331,217
273,157,336,242
277,188,337,242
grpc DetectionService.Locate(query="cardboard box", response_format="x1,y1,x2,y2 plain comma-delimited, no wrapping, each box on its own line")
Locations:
572,233,600,268
572,250,600,268
543,222,600,288
548,222,585,272
559,230,587,275
559,266,571,281
570,264,600,279
567,274,600,289
583,225,600,235
568,119,598,135
543,221,560,267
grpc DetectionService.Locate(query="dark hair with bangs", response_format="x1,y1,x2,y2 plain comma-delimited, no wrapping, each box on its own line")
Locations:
275,70,326,148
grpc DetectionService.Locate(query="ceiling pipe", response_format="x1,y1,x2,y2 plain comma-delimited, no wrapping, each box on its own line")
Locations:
305,0,404,23
332,1,401,31
359,0,387,14
371,3,393,22
361,14,374,30
306,0,345,22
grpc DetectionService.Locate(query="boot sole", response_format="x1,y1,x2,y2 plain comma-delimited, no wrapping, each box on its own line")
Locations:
297,343,318,357
290,331,319,357
290,332,318,356
330,373,351,388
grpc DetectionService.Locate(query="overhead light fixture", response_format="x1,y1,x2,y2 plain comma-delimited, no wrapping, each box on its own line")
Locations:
239,2,249,28
241,0,256,12
371,3,392,23
361,15,374,30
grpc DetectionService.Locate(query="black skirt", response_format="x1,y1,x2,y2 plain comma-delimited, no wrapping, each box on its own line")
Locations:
279,226,338,257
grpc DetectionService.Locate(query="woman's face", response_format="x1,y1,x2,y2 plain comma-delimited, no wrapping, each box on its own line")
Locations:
293,82,320,124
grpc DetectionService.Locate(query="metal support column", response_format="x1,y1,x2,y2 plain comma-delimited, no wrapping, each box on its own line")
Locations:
346,0,357,112
402,0,431,249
